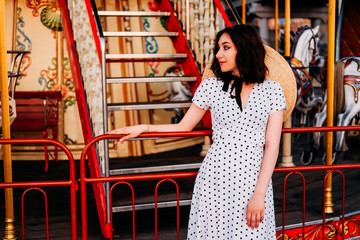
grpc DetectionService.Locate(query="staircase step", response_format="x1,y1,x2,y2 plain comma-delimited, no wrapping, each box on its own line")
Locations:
112,199,192,212
107,76,197,84
104,31,179,37
108,101,192,111
98,11,171,17
106,53,188,62
110,163,201,175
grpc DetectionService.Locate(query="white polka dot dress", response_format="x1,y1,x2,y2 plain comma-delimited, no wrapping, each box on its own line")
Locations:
188,77,286,240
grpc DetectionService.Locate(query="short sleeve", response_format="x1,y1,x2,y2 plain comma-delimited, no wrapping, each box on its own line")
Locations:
269,81,287,114
192,78,212,110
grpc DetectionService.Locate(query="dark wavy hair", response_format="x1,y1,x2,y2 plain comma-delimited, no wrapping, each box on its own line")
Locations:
210,25,268,84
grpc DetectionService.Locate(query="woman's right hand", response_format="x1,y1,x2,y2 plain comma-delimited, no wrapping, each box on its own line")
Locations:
108,124,148,144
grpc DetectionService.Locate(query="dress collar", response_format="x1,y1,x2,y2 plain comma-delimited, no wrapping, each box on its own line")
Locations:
222,75,244,111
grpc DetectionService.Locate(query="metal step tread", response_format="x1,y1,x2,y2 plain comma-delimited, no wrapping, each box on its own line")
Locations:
98,11,171,17
112,199,192,212
108,101,192,111
104,31,179,37
106,53,188,61
110,163,201,175
107,76,197,83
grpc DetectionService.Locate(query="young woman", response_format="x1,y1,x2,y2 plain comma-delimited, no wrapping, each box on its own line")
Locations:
109,25,286,239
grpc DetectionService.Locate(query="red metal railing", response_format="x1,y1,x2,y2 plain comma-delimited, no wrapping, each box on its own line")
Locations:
21,187,49,240
0,139,77,240
109,181,135,240
282,172,306,239
155,179,180,240
80,126,360,239
274,166,352,240
4,126,360,239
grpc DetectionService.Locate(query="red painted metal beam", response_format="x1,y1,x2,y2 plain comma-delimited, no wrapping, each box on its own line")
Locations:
84,0,102,62
57,1,108,237
213,0,233,27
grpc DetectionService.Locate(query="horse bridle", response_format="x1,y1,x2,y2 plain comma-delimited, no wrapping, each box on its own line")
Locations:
292,29,318,70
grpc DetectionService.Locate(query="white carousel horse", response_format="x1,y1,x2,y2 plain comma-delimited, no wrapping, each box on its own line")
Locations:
164,65,192,123
289,26,326,164
334,57,360,152
313,56,360,162
291,25,322,122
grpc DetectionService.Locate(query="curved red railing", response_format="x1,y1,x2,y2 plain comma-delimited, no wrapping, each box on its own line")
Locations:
22,187,49,240
109,181,135,240
80,133,201,239
155,179,180,240
282,172,306,240
322,170,345,240
0,139,77,240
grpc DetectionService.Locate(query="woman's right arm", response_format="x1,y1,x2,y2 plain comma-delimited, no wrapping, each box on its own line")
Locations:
108,103,207,143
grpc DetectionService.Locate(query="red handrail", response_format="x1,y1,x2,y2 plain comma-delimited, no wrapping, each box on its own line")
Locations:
0,139,77,240
58,0,107,233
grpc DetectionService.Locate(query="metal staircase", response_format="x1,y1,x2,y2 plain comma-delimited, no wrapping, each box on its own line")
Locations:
91,0,205,216
97,9,200,112
58,0,234,236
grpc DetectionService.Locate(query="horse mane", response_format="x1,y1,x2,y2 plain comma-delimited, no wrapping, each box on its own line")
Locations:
334,60,345,121
290,25,312,59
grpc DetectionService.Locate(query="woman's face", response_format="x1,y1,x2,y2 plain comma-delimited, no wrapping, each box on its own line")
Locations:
215,33,239,76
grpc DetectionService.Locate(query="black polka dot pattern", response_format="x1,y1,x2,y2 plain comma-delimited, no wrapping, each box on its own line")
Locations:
188,78,286,239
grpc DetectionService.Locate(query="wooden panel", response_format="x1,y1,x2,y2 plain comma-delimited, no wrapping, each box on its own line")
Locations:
11,91,61,131
340,0,360,58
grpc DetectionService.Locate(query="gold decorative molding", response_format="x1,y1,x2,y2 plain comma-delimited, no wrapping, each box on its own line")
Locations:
26,0,58,17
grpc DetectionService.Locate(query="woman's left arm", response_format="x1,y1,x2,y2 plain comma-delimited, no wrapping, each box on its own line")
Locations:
246,109,284,229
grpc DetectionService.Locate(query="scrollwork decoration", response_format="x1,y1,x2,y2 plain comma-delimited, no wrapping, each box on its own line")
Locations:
64,134,77,144
40,6,62,31
26,0,57,17
339,219,360,238
37,57,74,108
277,223,338,240
16,8,32,51
26,0,62,31
143,17,158,54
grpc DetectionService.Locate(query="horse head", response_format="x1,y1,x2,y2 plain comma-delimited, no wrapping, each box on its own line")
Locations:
291,25,320,68
291,26,322,116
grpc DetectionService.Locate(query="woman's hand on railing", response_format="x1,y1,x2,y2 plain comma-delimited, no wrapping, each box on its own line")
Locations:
108,124,148,144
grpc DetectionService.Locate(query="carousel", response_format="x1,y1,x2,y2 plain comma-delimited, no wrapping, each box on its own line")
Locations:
1,0,360,239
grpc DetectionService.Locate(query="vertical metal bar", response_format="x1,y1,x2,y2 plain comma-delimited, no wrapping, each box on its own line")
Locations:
323,170,345,239
0,1,16,239
325,0,336,214
80,151,88,240
242,0,246,24
100,35,111,223
280,0,295,168
284,0,290,57
186,0,190,40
